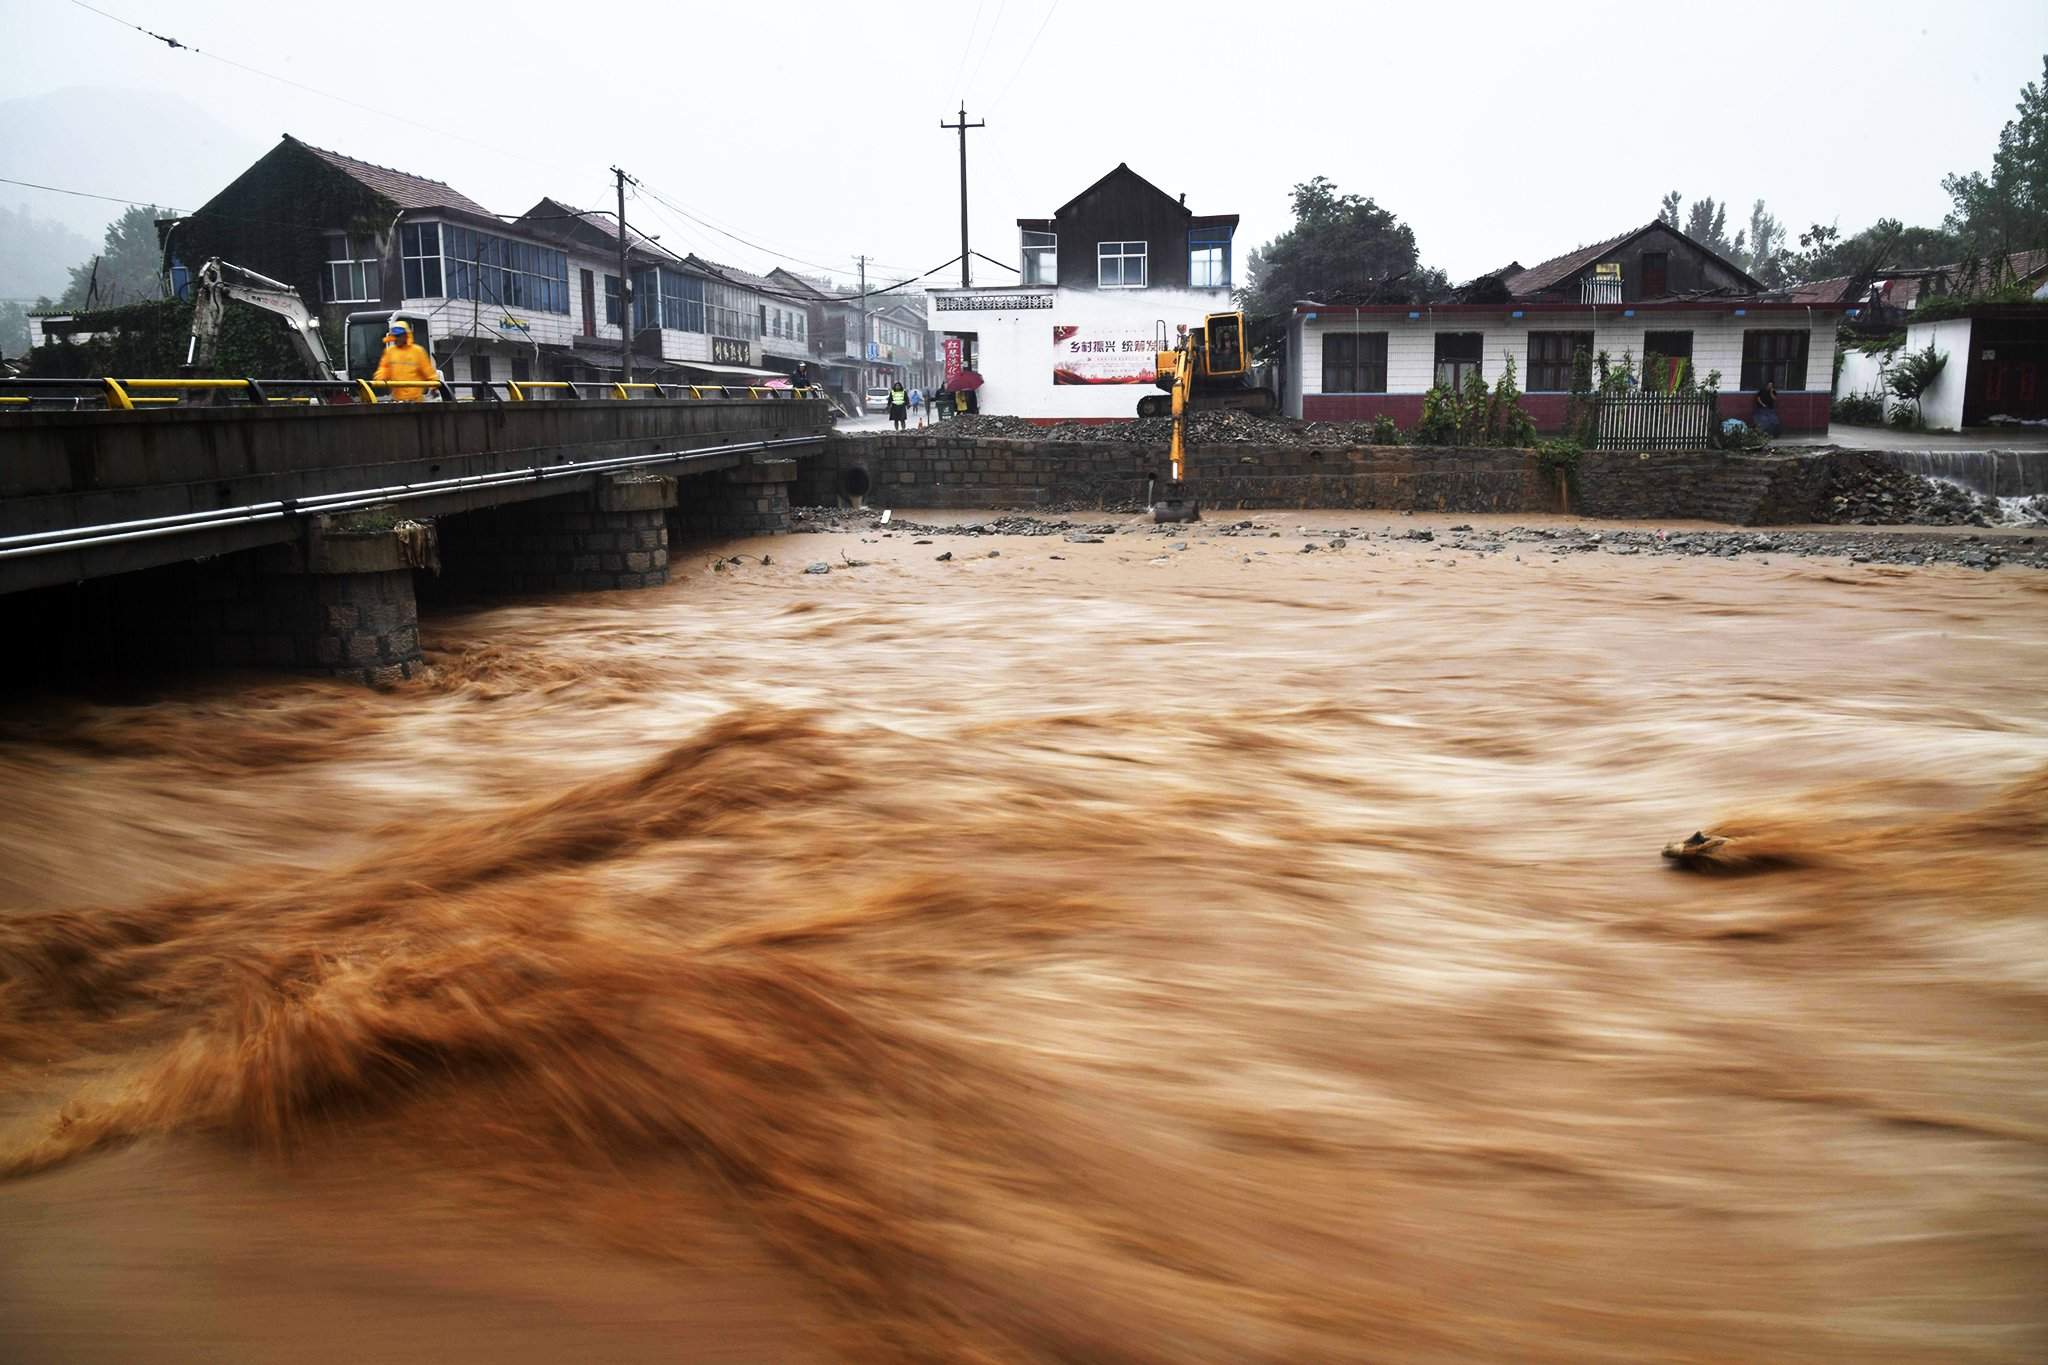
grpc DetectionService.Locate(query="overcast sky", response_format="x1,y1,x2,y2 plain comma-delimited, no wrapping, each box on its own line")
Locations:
2,0,2044,292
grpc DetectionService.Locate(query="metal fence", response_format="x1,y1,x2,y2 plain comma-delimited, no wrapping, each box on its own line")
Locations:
1593,394,1717,451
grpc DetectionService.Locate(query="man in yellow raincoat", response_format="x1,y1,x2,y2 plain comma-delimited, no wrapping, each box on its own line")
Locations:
373,319,439,401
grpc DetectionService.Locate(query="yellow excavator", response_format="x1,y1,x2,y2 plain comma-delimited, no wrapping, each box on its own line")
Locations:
1144,311,1263,523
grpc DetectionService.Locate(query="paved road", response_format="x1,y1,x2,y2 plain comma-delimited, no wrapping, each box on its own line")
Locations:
1828,423,2048,452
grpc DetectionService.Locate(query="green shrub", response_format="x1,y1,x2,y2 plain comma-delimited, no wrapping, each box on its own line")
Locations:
1368,413,1401,444
1832,393,1884,425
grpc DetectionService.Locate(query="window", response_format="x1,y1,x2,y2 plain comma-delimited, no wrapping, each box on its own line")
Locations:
326,231,382,302
605,273,622,326
1434,332,1484,390
1097,240,1147,288
1021,229,1056,285
438,224,569,314
1321,332,1388,393
1527,330,1594,392
1641,251,1669,297
1189,227,1232,289
511,356,531,383
659,269,702,332
1741,330,1809,390
470,354,492,384
1642,330,1694,391
168,256,192,301
399,223,441,298
760,304,770,338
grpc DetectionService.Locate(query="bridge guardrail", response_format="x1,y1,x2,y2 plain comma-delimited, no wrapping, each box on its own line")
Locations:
0,376,831,411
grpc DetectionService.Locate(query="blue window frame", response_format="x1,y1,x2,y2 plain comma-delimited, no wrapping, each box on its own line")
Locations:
1189,227,1232,289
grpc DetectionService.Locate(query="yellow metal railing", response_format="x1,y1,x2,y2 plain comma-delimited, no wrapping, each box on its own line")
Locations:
6,377,829,411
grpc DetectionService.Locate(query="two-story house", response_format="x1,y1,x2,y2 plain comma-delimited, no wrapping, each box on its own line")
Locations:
1283,219,1847,436
924,163,1238,419
164,135,585,386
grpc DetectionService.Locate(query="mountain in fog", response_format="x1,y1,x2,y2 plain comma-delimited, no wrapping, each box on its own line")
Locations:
0,86,264,239
0,205,93,301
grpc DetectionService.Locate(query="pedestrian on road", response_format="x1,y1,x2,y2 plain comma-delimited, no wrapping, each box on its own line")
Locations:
888,379,908,430
374,320,439,402
908,384,926,427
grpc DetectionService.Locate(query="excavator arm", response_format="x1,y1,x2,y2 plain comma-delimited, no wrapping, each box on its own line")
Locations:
186,258,342,380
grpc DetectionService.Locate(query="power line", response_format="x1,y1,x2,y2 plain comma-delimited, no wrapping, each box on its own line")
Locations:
986,1,1061,114
64,0,525,164
963,0,1009,100
0,174,171,208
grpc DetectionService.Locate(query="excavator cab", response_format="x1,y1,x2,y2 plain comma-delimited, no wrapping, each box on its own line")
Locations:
344,311,434,382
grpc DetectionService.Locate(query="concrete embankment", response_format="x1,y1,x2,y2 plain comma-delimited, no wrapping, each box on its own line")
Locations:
801,433,2048,527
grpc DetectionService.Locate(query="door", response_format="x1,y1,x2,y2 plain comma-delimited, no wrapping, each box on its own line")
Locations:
580,269,596,338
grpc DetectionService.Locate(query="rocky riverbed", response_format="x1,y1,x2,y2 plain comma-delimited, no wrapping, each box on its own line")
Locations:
792,506,2047,571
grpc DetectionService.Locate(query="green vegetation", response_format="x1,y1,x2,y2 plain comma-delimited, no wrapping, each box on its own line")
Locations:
1241,177,1447,359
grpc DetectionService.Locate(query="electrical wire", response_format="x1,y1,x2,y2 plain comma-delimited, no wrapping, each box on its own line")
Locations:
64,0,526,163
986,0,1061,114
0,175,173,208
963,0,1008,101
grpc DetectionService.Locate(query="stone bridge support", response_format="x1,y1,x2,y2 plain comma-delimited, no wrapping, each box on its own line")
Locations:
671,458,798,541
434,474,676,594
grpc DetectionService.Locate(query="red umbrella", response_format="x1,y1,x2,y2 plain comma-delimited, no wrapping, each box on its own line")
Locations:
951,369,985,392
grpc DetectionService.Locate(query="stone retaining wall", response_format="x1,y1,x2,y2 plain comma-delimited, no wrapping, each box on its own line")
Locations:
435,479,673,593
804,434,1862,525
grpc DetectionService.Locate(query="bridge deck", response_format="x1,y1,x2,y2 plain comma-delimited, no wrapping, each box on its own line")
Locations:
0,399,832,593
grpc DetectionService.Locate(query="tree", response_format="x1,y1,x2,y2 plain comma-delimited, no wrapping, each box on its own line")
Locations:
1943,55,2048,261
1241,177,1443,355
59,205,169,311
1658,191,1683,229
1789,217,1962,284
1,300,39,358
1683,197,1737,259
1742,199,1788,288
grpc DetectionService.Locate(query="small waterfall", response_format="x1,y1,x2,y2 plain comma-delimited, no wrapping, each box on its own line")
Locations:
1866,449,2048,497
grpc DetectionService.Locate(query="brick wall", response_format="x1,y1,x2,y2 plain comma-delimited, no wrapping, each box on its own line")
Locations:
803,434,1860,525
435,486,671,593
799,434,1559,513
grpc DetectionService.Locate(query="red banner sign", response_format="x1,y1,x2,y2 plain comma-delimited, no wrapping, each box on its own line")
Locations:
943,337,964,386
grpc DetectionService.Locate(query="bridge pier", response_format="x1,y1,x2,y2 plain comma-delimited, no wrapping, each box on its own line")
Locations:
216,521,428,685
433,475,676,594
671,458,798,542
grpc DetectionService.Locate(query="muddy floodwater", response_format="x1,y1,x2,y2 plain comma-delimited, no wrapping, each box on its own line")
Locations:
2,510,2045,1363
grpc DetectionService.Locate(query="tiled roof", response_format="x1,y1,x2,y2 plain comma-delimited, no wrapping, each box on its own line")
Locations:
1784,274,1857,304
1504,228,1637,296
689,255,774,294
285,136,491,214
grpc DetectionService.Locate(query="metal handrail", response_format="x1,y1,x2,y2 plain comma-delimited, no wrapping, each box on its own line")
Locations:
1,376,829,410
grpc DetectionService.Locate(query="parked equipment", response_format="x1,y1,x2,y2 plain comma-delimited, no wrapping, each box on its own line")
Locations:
1136,311,1271,419
186,258,344,379
185,257,434,389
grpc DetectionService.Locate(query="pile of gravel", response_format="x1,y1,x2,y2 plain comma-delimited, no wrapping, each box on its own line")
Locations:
922,411,1397,447
1822,461,1999,526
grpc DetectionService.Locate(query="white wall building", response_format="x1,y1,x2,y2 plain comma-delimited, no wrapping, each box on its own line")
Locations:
925,164,1236,420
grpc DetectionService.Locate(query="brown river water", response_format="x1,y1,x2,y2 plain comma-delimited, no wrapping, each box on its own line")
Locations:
2,510,2045,1363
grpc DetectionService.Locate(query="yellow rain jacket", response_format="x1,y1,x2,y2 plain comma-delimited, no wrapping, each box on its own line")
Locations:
374,335,439,401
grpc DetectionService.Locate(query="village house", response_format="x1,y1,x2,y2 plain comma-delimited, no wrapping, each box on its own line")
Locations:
1823,250,2048,430
1283,220,1846,436
924,163,1238,420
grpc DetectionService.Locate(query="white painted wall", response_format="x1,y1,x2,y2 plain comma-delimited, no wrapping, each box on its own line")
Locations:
1904,317,1973,432
1296,311,1836,398
1836,345,1888,404
928,284,1227,418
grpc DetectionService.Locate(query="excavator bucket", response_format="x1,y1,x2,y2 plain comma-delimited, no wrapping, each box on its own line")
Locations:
1147,475,1200,524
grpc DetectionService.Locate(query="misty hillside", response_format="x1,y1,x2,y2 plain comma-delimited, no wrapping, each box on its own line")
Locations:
0,205,92,300
0,86,263,239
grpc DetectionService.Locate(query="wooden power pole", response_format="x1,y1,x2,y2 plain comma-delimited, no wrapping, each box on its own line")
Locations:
612,165,634,383
939,104,984,287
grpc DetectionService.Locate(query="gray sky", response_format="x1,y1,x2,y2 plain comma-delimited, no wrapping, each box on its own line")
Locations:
3,0,2044,293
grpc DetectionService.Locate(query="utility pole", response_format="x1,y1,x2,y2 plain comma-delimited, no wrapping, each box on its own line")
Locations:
612,165,634,383
939,104,984,287
857,254,869,389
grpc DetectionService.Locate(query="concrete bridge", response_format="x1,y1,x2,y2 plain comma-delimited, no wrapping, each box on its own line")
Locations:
1,397,834,683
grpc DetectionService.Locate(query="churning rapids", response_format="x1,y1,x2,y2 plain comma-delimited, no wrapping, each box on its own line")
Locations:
2,510,2045,1363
